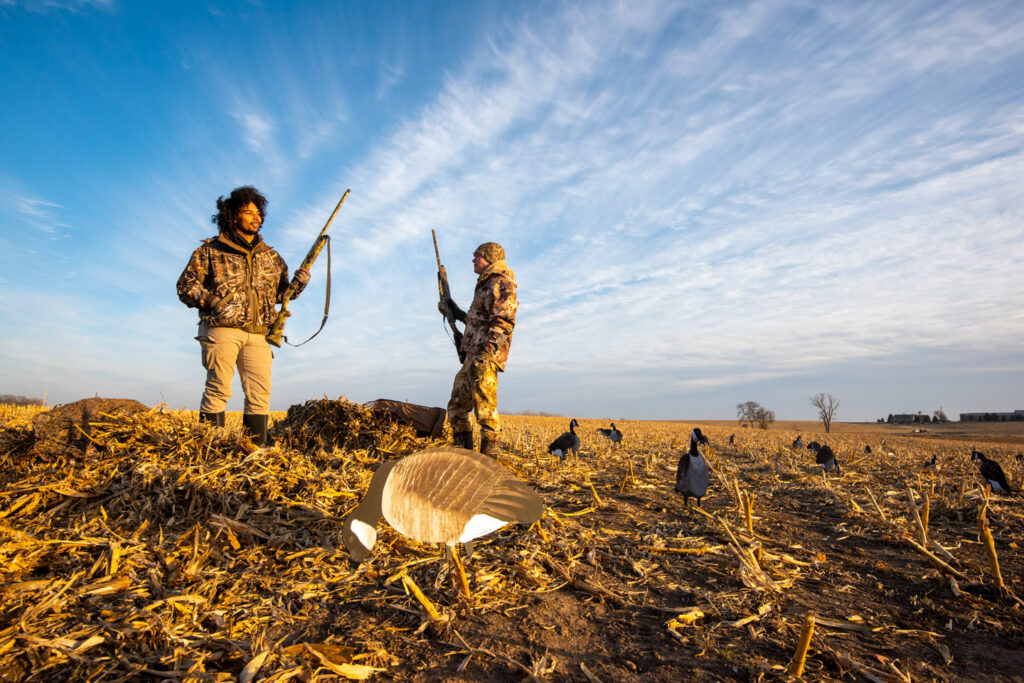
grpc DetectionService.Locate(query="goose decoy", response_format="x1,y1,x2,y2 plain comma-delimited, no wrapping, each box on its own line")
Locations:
923,454,937,470
342,447,544,590
864,445,872,454
675,428,710,507
1016,453,1023,463
728,434,735,446
971,450,1012,493
548,418,581,460
596,422,622,444
792,435,804,449
807,442,839,474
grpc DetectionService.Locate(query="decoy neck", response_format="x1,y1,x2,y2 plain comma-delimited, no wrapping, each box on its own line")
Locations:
569,418,578,433
342,460,397,563
690,428,709,454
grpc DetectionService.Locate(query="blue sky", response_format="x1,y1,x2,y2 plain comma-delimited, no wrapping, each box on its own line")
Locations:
2,0,1023,422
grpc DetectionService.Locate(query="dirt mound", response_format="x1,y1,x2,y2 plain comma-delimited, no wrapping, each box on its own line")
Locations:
30,397,148,458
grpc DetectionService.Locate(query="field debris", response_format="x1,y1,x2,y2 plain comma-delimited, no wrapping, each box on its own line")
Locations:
0,407,1021,680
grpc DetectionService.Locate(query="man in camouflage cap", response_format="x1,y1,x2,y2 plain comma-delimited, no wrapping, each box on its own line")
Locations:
176,185,309,445
440,241,518,457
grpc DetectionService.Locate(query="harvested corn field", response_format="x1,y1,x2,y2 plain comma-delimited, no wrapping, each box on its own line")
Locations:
1,403,1023,681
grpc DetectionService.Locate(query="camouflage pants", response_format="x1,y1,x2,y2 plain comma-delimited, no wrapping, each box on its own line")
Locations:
447,355,500,438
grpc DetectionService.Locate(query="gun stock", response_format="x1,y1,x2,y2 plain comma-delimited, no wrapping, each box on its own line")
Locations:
267,189,350,348
432,229,465,363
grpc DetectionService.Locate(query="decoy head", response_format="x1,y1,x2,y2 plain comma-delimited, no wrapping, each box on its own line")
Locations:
340,459,396,563
342,515,377,563
691,428,709,446
970,449,984,461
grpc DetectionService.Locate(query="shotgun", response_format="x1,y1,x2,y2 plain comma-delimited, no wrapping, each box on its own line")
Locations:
432,229,465,363
266,189,350,348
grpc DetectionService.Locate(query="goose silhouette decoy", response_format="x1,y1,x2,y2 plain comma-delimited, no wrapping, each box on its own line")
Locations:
342,447,544,566
792,435,804,449
971,450,1012,493
596,422,622,444
807,442,839,475
548,419,581,460
675,428,710,507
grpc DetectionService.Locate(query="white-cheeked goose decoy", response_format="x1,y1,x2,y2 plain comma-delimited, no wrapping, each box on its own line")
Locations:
342,447,544,565
596,422,622,444
792,435,804,449
675,428,710,507
807,442,840,474
548,418,581,460
971,449,1012,493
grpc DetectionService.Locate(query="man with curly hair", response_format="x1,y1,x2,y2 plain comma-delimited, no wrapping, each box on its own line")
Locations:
440,242,518,457
176,186,309,445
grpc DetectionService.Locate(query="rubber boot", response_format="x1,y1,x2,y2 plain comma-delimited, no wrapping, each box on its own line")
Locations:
452,431,475,450
200,411,225,427
480,434,500,458
242,413,269,447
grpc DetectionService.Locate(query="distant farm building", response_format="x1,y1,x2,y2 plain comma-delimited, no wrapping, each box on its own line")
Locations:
959,410,1024,422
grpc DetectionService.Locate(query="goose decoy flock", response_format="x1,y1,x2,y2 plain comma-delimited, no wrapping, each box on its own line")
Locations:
675,427,711,507
807,442,840,475
971,449,1012,494
548,418,581,460
342,447,544,564
596,422,623,444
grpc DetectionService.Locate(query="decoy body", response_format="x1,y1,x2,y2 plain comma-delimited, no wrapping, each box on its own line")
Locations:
548,418,581,460
971,450,1012,493
342,447,544,563
792,435,804,449
675,428,710,507
596,422,623,444
807,442,840,474
864,445,873,454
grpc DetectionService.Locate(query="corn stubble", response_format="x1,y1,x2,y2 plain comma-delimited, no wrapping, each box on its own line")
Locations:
0,406,1022,680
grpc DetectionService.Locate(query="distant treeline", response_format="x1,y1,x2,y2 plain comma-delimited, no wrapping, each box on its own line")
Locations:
0,394,44,406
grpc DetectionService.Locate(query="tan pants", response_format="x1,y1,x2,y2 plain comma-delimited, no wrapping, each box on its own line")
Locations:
198,325,272,414
447,355,500,438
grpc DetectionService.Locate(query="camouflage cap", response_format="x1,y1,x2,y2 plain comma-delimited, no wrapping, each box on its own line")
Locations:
473,242,506,263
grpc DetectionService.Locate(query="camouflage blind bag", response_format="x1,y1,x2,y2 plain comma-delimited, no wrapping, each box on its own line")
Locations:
364,399,449,439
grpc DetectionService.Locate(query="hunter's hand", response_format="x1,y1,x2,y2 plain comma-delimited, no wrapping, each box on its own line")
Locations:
294,268,311,286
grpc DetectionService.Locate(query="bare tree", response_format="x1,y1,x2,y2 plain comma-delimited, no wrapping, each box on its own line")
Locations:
736,401,775,430
810,393,840,433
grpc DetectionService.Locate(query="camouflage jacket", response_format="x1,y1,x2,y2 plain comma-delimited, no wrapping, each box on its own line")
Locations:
176,232,305,333
460,260,518,371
